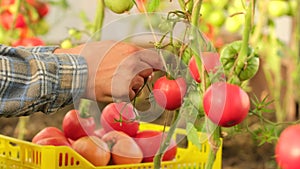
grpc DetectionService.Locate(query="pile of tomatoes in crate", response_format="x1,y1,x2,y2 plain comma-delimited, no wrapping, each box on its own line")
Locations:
31,102,177,167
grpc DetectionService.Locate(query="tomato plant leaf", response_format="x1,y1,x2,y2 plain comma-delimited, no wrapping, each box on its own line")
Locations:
146,0,160,12
186,122,202,150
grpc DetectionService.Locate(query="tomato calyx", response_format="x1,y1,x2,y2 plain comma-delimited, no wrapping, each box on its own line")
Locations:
100,102,139,137
112,102,139,124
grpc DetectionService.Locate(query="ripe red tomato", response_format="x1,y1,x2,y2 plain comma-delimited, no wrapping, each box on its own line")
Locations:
11,37,45,47
32,127,65,143
26,0,49,17
153,76,187,110
134,130,177,162
203,82,250,127
188,56,201,83
188,52,221,83
62,109,96,140
100,102,139,137
35,137,71,147
275,125,300,169
102,131,143,165
72,136,111,166
36,3,49,17
0,11,26,30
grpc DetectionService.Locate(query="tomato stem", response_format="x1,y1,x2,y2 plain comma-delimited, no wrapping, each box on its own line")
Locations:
93,0,105,41
234,0,254,77
78,99,92,118
204,119,221,169
153,110,181,169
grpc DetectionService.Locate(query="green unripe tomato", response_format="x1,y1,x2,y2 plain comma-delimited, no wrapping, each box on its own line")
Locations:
288,0,297,16
220,41,259,81
211,0,228,9
268,0,290,18
206,10,226,27
224,16,243,33
60,39,73,49
200,3,212,18
104,0,134,14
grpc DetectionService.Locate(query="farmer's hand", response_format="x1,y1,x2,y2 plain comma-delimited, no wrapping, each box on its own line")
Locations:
55,40,163,103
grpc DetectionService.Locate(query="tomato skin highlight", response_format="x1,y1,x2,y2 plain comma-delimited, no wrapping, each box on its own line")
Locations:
134,130,177,162
72,136,111,166
100,102,139,137
153,76,187,111
35,137,71,147
102,131,143,165
63,110,96,140
32,127,66,143
275,125,300,169
203,82,250,127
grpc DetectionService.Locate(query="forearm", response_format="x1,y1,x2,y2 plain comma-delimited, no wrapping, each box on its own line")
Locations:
0,45,88,117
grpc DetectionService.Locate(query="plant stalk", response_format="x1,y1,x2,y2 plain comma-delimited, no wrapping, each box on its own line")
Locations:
190,0,221,168
234,0,253,76
205,118,221,169
153,110,181,169
93,0,105,41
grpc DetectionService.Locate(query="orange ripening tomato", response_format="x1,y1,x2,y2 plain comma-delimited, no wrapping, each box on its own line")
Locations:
102,131,143,165
72,136,111,166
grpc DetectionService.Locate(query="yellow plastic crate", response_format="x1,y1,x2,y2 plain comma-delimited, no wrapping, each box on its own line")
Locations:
0,123,222,169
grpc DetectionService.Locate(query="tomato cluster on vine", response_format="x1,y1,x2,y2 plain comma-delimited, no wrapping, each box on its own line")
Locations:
0,0,49,46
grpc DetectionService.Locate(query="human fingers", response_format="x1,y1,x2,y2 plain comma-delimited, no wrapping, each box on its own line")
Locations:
129,75,145,100
133,48,165,71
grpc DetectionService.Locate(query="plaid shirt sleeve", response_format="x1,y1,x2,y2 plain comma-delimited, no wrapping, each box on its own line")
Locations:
0,44,88,117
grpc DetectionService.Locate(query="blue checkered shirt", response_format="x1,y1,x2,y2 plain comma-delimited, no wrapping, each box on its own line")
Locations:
0,44,87,117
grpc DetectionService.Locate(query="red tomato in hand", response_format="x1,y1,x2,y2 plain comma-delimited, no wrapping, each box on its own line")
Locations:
32,127,65,143
100,102,139,137
102,131,143,165
72,136,111,166
275,125,300,169
153,76,187,110
63,110,96,140
203,82,250,127
134,130,177,162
